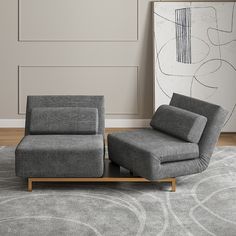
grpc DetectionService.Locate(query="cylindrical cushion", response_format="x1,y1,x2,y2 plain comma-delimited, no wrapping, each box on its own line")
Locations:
150,105,207,143
29,107,98,134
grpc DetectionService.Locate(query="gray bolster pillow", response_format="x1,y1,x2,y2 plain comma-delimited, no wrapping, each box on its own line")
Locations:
150,105,207,143
30,107,98,134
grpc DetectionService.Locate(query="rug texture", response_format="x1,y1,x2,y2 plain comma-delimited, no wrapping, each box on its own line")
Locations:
0,146,235,236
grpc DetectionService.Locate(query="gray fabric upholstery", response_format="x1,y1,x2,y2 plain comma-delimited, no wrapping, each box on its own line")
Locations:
108,129,199,180
16,135,104,178
150,105,207,143
108,93,228,180
109,129,199,164
30,107,98,135
16,95,105,178
170,93,228,169
25,96,105,136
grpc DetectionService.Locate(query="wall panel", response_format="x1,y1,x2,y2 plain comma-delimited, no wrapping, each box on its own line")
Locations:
18,66,139,115
19,0,138,41
0,0,154,122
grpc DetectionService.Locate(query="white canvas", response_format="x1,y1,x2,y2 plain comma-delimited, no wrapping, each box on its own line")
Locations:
154,1,236,131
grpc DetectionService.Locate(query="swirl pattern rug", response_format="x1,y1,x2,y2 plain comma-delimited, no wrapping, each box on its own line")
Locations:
0,146,235,236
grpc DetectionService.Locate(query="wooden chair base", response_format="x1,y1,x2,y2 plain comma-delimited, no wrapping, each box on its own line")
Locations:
27,160,176,192
27,177,176,192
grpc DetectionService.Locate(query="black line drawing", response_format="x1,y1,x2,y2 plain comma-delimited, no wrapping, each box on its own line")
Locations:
207,2,236,46
224,104,236,126
191,58,236,127
154,3,236,130
175,8,192,64
154,6,222,78
154,6,222,101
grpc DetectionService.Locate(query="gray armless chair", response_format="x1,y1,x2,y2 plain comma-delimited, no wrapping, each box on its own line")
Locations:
108,93,228,190
15,96,105,190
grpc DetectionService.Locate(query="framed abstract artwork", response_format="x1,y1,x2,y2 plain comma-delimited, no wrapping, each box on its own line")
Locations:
153,1,236,131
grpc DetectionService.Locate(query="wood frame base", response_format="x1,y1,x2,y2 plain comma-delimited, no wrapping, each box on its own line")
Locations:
27,177,176,192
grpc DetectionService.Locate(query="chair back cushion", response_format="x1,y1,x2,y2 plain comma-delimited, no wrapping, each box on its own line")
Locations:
29,107,98,135
169,93,228,160
25,96,105,135
150,105,207,143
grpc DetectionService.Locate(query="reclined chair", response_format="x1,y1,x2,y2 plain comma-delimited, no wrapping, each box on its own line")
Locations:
108,93,228,191
15,95,105,191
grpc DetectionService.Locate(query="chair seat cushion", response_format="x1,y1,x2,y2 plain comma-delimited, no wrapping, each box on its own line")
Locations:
108,129,199,163
15,135,104,178
29,107,98,135
150,105,207,143
108,129,199,180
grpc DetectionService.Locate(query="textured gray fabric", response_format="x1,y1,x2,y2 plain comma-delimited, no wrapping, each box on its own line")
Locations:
108,129,199,180
15,135,104,177
170,93,228,170
108,94,227,180
15,96,104,177
30,107,98,135
2,146,236,236
150,105,207,143
25,96,105,136
16,95,105,178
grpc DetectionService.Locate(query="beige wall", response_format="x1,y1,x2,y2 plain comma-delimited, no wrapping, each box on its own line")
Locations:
0,0,154,122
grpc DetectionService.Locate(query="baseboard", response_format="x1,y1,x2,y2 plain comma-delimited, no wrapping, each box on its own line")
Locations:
0,119,25,128
0,119,151,128
105,119,150,128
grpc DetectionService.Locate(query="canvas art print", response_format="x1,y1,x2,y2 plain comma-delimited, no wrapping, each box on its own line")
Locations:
154,1,236,131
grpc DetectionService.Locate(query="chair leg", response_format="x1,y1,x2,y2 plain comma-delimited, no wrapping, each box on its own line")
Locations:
157,178,176,192
171,178,176,192
28,178,32,192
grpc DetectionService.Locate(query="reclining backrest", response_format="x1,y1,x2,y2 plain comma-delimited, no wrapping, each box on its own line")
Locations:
170,93,228,161
25,96,105,136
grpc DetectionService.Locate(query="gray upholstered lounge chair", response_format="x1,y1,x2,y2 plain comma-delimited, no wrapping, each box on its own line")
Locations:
15,95,105,190
108,93,228,190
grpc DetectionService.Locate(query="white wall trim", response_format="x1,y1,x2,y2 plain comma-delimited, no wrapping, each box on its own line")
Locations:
0,119,151,128
0,119,25,128
105,119,150,128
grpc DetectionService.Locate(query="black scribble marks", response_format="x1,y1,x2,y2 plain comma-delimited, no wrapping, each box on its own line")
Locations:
175,8,192,64
191,58,236,127
154,6,222,78
154,4,236,128
207,2,236,46
223,103,236,127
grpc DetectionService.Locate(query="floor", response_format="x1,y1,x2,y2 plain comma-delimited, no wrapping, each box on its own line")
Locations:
1,145,236,235
0,128,235,146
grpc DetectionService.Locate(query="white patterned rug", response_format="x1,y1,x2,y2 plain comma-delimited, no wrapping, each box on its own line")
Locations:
0,146,235,236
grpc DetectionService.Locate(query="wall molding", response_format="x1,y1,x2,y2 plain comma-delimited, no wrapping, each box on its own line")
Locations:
18,65,139,116
0,119,150,128
18,0,139,42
